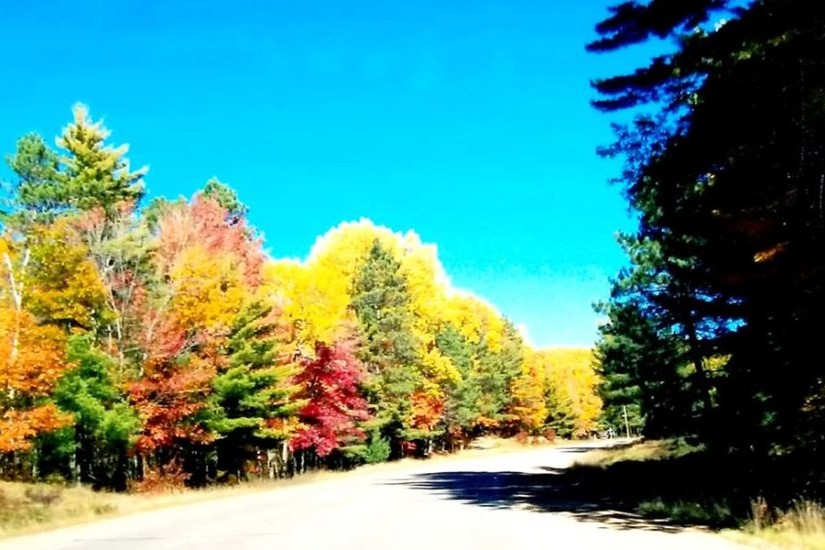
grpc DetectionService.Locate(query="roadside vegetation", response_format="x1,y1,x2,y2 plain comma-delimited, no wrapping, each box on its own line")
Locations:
572,440,825,549
0,106,602,493
588,1,825,548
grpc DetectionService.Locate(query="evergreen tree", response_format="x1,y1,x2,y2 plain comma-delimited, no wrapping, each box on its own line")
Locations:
351,239,421,456
3,133,63,224
57,103,146,216
209,302,298,481
591,0,825,454
49,335,139,491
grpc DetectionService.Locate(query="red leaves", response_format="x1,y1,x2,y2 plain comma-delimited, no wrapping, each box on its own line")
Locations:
290,340,370,457
129,362,215,454
157,196,264,288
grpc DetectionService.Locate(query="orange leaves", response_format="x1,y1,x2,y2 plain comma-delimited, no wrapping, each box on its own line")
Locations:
0,308,71,451
129,361,216,453
0,405,71,453
410,389,445,432
0,308,67,397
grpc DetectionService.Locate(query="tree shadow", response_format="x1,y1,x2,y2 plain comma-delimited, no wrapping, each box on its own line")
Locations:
387,469,686,533
385,446,757,533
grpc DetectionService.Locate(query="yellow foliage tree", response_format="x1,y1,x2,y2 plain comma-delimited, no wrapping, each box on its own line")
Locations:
540,348,602,437
509,349,549,434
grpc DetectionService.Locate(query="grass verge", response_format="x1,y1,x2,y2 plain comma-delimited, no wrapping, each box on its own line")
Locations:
573,439,825,549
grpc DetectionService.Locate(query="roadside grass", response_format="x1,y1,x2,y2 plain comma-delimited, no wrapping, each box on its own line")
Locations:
574,438,699,467
568,437,739,528
571,438,825,549
0,435,558,539
741,499,825,550
0,481,124,538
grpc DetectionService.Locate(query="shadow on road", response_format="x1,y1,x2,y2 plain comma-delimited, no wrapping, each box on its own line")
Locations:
385,468,685,533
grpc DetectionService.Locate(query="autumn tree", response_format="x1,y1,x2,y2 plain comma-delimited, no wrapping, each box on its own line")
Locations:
509,350,549,435
291,339,369,461
0,304,70,456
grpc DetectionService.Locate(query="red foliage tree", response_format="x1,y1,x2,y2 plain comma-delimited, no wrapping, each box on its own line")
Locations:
290,340,370,457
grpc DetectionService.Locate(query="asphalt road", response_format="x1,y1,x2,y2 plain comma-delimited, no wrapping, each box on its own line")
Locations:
1,440,751,550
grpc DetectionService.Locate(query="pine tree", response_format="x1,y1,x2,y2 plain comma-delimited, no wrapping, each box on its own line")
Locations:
351,239,421,456
57,103,146,216
209,302,298,481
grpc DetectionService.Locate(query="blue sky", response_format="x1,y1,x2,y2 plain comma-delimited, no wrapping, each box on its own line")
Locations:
0,1,653,348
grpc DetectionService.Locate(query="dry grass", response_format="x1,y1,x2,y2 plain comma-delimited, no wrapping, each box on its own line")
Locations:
573,437,697,468
740,499,825,550
0,435,558,539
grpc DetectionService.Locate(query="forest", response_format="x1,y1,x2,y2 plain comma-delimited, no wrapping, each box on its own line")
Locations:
592,0,825,507
0,106,601,491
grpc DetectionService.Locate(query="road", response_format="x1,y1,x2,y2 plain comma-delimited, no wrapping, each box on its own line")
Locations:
0,440,751,550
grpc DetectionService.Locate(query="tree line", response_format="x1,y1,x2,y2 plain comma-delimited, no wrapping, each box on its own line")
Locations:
0,106,601,491
592,0,825,490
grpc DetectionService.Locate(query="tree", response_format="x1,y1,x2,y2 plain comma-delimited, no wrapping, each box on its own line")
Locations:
210,302,298,481
50,336,139,490
351,240,422,455
509,350,549,434
3,133,63,224
590,0,825,455
0,306,70,454
594,300,685,437
57,104,145,216
202,178,249,226
23,220,111,332
291,339,369,459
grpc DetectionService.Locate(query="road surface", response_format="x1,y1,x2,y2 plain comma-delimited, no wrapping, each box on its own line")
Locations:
0,440,751,550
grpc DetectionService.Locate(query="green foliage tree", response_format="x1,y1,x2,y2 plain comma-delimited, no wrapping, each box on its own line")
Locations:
50,336,140,491
209,302,298,482
3,133,63,224
591,0,825,459
57,103,146,216
351,239,422,456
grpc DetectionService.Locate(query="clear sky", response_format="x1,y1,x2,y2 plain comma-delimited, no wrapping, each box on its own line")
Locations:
0,1,651,348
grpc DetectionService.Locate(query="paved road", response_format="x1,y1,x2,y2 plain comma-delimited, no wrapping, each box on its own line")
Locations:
1,440,751,550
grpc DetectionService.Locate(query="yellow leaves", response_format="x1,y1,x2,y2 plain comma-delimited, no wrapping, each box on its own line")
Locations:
420,347,461,386
510,350,548,433
443,292,506,352
540,348,603,436
24,220,110,329
169,246,248,333
263,258,353,346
